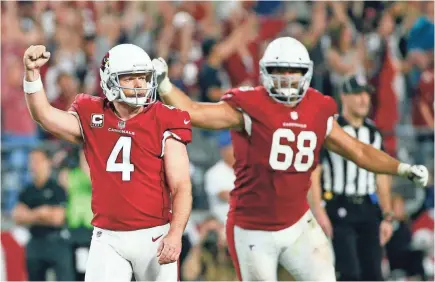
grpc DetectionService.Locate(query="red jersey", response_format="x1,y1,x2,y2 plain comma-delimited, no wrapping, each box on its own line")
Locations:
69,94,192,231
221,87,337,231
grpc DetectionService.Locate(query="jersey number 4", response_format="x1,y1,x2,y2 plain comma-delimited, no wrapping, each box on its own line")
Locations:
106,136,134,181
269,129,317,172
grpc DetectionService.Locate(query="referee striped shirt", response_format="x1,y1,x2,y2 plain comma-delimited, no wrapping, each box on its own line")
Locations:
321,115,384,196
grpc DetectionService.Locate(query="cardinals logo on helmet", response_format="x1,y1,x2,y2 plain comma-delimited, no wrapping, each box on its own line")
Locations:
101,52,110,71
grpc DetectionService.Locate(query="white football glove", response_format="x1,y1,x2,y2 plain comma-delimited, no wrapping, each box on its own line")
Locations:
152,57,172,96
398,163,429,187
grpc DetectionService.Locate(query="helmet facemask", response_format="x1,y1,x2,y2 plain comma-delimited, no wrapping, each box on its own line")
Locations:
101,68,157,107
260,61,313,106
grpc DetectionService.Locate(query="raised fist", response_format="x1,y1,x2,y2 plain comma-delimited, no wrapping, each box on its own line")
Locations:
23,45,51,70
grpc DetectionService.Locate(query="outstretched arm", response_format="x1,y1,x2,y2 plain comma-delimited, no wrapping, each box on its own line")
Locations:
153,58,243,130
23,45,82,144
325,120,429,186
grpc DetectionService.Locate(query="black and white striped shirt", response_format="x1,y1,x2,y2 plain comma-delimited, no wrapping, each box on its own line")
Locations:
321,116,384,196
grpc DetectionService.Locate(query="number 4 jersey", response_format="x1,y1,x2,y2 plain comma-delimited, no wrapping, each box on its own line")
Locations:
221,86,337,231
69,94,192,231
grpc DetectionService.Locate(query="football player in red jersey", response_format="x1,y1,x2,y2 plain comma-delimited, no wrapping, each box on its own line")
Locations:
23,44,192,281
153,37,429,281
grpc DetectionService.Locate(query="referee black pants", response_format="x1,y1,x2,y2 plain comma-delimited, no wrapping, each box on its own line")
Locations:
332,220,383,281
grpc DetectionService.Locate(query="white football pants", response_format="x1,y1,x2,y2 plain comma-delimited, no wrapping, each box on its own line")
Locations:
227,209,336,281
85,223,177,282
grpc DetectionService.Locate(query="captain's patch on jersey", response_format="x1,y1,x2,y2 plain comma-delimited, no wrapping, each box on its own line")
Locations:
91,114,104,128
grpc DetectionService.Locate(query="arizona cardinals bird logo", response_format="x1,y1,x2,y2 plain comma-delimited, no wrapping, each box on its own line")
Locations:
101,52,110,71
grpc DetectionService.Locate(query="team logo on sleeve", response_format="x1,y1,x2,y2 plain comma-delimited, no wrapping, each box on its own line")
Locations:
91,114,104,128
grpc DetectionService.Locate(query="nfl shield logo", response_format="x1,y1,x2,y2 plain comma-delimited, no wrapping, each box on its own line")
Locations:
118,121,126,129
290,111,298,120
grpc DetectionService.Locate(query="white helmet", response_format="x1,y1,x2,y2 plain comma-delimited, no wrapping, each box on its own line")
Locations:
260,37,313,105
99,44,157,107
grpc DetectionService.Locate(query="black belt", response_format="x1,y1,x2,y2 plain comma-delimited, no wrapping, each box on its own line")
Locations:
324,192,371,205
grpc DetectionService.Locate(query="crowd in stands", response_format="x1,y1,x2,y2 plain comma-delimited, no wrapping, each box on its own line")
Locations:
1,1,433,280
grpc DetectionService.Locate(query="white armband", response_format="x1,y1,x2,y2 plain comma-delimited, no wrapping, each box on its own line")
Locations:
23,76,43,94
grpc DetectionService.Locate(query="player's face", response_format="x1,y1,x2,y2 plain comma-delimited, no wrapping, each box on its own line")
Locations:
269,67,303,88
118,73,152,97
344,91,371,118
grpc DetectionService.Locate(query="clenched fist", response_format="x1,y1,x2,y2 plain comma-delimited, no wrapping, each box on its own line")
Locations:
23,45,51,70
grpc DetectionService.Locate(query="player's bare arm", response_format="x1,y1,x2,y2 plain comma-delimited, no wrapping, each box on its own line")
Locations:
376,174,394,246
325,119,429,186
309,165,333,238
308,165,323,212
152,58,243,130
157,138,192,265
23,45,82,144
376,174,393,217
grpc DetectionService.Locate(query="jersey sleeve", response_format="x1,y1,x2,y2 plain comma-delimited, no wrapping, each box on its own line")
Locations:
68,94,90,139
323,95,338,118
220,87,257,136
220,90,242,109
220,86,258,109
68,94,86,114
158,104,192,157
323,95,339,137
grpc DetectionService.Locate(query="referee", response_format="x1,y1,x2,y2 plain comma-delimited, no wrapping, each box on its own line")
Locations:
310,75,393,281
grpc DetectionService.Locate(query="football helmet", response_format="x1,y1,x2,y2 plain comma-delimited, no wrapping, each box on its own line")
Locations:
260,37,313,105
99,44,157,107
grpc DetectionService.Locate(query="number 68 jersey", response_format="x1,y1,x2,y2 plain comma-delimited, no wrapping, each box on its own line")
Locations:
221,86,337,231
69,94,192,231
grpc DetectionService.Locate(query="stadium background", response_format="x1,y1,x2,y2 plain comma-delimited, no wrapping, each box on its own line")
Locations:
1,1,434,281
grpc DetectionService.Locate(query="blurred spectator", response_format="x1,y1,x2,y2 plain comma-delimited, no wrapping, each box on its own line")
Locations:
365,10,403,157
406,1,434,89
179,219,201,281
167,56,189,94
204,130,235,224
297,2,329,94
254,1,283,17
326,10,365,99
1,2,434,280
222,5,287,87
51,72,79,111
59,148,92,281
386,193,427,280
198,19,254,102
182,216,235,281
412,65,434,164
1,55,39,213
95,13,123,64
76,34,99,95
12,148,74,281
